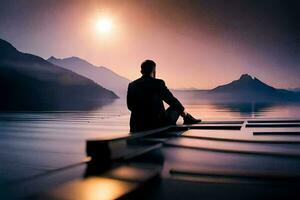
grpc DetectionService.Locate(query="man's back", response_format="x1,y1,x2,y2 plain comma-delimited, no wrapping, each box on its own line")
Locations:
127,75,184,132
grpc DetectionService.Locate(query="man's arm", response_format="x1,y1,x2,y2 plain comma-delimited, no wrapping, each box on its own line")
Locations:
159,80,185,115
127,84,133,111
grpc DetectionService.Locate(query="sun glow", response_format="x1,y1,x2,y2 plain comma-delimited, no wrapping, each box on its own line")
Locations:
96,17,113,34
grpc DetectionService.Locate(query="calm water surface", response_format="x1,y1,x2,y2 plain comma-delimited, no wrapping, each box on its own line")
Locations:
1,99,300,183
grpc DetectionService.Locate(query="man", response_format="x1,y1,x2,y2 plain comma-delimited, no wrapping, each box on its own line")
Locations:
127,60,201,132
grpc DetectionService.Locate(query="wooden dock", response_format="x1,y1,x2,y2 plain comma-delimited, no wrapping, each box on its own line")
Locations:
8,119,300,199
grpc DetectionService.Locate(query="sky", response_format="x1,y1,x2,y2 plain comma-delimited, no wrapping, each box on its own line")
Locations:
0,0,299,89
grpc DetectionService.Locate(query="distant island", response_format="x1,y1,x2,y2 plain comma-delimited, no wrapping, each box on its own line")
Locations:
47,56,130,97
174,74,300,103
0,38,118,110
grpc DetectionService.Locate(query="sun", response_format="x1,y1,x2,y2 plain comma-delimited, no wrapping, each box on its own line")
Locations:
96,17,113,34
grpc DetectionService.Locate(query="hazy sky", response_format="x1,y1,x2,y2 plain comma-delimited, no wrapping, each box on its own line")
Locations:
0,0,299,89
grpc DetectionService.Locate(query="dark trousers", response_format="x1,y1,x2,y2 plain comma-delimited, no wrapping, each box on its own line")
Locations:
130,106,180,133
165,106,180,125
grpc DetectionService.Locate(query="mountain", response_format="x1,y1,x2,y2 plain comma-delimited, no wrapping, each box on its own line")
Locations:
212,74,277,93
174,74,300,103
0,38,118,110
289,87,300,92
47,56,130,97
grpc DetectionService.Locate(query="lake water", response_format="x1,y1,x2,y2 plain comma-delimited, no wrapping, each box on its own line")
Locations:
1,99,300,184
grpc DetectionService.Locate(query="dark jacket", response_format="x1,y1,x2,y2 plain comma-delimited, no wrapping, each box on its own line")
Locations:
127,75,184,132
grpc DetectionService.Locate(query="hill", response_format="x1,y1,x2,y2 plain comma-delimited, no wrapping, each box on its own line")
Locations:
47,56,130,97
0,38,118,110
174,74,300,103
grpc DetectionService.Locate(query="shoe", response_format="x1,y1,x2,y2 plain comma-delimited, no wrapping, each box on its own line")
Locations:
183,113,202,124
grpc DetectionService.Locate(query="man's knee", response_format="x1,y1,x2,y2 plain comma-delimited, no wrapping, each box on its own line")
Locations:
166,106,180,125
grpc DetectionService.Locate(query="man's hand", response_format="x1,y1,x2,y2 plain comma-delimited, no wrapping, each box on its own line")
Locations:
180,110,188,118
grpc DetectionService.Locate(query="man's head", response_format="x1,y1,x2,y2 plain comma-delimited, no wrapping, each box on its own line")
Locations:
141,60,156,78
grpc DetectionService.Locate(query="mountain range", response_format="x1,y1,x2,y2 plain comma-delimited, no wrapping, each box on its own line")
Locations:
1,37,299,110
289,87,300,92
0,38,118,110
174,74,300,103
47,56,130,97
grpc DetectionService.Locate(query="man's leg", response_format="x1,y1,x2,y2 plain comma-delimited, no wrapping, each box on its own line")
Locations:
165,106,180,125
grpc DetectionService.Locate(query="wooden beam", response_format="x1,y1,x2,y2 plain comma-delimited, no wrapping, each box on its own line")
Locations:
246,124,300,128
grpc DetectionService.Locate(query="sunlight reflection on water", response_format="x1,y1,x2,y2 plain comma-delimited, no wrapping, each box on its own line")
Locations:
0,99,300,182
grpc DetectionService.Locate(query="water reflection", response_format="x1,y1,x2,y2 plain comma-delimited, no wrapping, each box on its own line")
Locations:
181,100,300,119
49,177,137,200
1,99,300,184
212,102,275,117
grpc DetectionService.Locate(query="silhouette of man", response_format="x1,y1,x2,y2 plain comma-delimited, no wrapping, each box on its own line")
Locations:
127,60,201,132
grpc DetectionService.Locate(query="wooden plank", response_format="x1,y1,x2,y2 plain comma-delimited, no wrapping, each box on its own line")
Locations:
185,125,242,130
181,134,300,144
199,121,244,124
253,132,300,136
164,138,300,158
246,124,300,128
87,125,173,143
86,126,175,162
170,168,300,182
87,141,162,163
121,143,163,160
248,120,300,123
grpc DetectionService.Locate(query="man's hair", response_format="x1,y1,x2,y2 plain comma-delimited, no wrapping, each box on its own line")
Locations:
141,60,156,75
